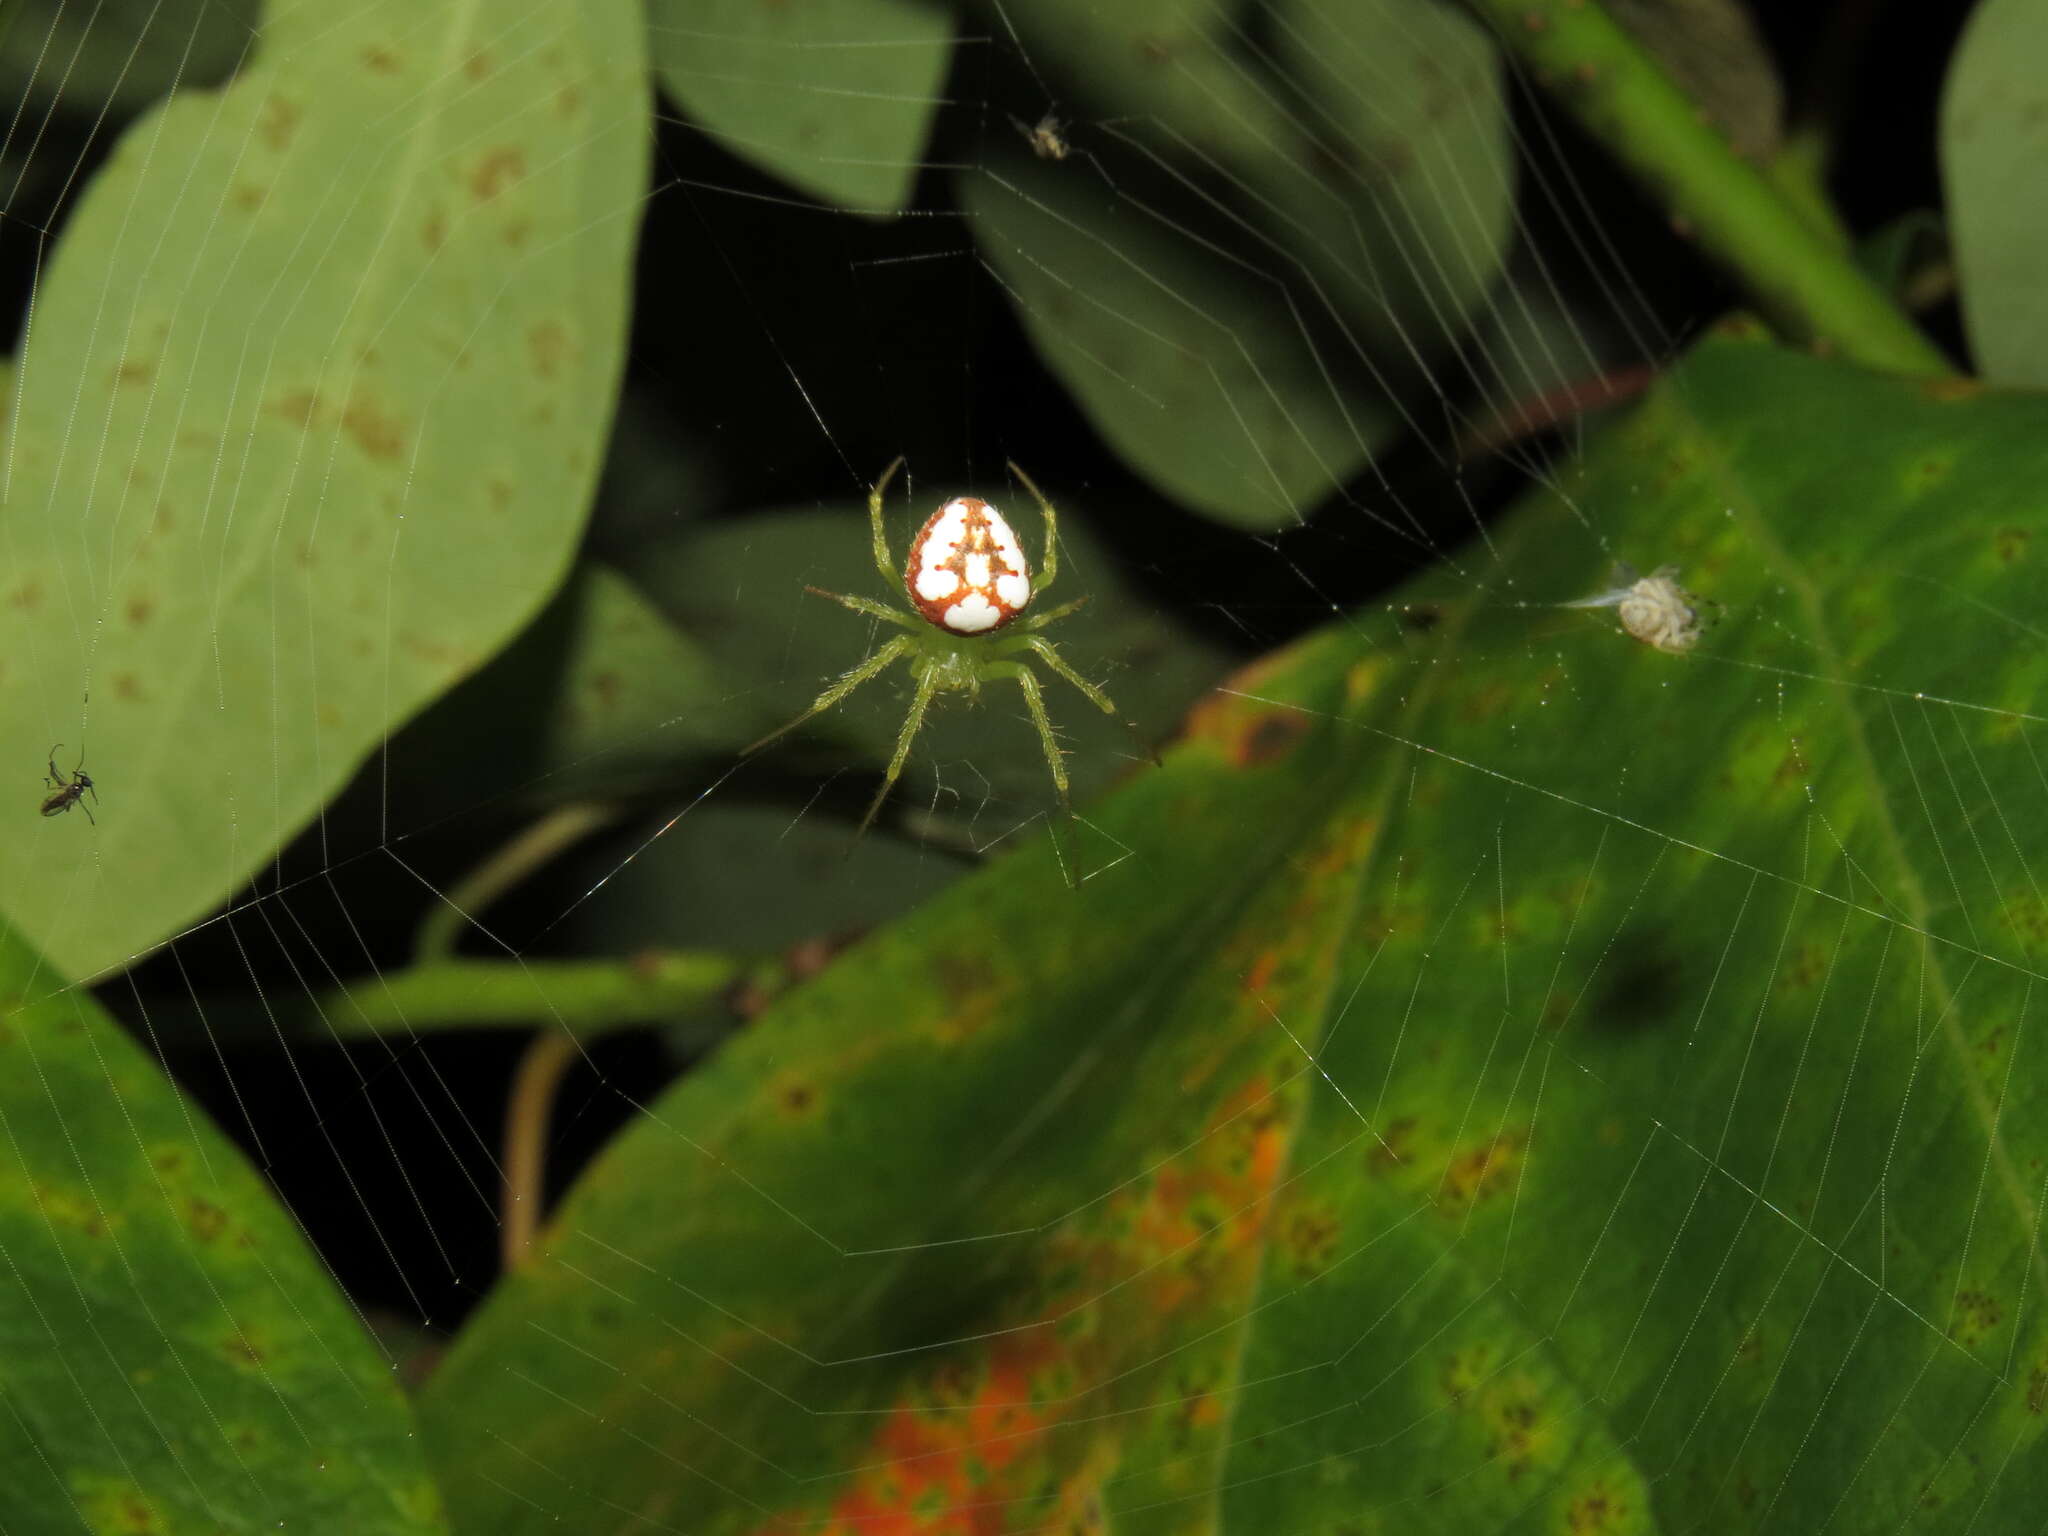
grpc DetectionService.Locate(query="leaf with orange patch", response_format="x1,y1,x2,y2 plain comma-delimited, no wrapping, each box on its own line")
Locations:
424,337,2048,1533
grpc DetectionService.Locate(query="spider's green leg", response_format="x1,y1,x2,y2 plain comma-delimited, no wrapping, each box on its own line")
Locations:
1006,460,1059,595
742,635,914,759
867,456,905,588
858,663,943,835
1015,636,1116,716
805,587,922,630
985,660,1070,813
1012,596,1087,634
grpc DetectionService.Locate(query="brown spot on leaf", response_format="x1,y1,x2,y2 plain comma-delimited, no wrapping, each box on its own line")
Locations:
230,182,267,212
271,388,322,428
528,321,572,379
487,478,514,511
1905,456,1951,491
422,208,447,252
1440,1129,1521,1209
556,83,581,119
111,672,142,700
341,394,405,460
258,94,299,152
10,579,42,612
470,146,526,203
1367,1116,1417,1177
1995,526,2030,563
1282,1202,1339,1278
1777,941,1825,991
1234,709,1309,767
112,357,153,388
1922,376,1983,403
1951,1289,2001,1346
1458,679,1513,723
1241,950,1278,994
463,50,490,80
775,1077,817,1118
363,43,401,73
126,594,152,626
186,1198,227,1241
1565,1482,1626,1531
83,1489,163,1534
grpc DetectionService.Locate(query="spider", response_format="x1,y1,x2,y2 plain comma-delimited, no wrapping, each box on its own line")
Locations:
744,457,1119,833
1567,563,1705,653
41,743,97,824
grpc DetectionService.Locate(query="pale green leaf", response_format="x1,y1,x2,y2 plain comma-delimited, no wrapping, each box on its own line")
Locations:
0,0,649,976
1941,0,2048,385
648,0,952,217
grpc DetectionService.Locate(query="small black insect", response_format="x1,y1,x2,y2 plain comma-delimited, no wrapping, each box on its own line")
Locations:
41,744,96,825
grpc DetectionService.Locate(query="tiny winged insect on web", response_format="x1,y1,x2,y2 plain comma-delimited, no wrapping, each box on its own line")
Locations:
41,744,97,825
1011,109,1070,160
1567,563,1708,654
741,458,1121,838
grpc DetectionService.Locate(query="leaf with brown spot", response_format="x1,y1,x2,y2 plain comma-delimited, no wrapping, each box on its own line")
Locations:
0,0,649,977
425,337,2048,1531
0,919,444,1532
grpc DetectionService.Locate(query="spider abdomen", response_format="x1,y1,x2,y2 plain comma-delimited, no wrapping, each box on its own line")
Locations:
906,497,1032,634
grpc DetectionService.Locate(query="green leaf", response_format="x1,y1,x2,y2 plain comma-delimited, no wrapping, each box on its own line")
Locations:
647,0,952,217
551,800,970,959
0,921,445,1533
419,337,2048,1530
0,0,257,116
0,0,649,977
967,156,1404,531
376,561,766,827
970,0,1512,365
1942,0,2048,385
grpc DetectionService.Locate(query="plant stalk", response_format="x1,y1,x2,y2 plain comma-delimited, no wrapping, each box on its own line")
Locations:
171,951,771,1046
1468,0,1950,376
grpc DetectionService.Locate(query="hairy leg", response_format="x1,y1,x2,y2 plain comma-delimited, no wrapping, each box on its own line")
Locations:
1012,596,1087,633
985,660,1069,812
743,635,914,758
1006,460,1060,595
806,586,921,630
866,456,905,588
1015,636,1116,715
859,663,943,834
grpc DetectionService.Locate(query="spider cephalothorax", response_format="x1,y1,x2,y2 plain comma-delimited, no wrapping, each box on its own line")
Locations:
743,458,1118,833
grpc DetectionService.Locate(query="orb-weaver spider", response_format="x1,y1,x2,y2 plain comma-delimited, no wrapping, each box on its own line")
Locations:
744,458,1119,833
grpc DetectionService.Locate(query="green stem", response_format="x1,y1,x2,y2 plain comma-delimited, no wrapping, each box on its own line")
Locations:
502,1029,580,1271
175,951,775,1047
1468,0,1950,376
